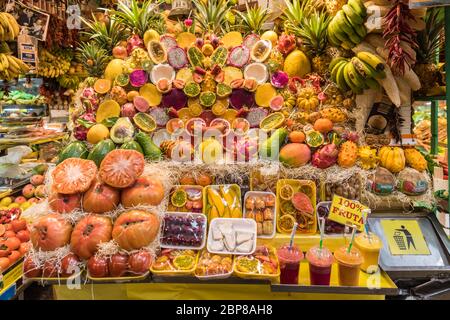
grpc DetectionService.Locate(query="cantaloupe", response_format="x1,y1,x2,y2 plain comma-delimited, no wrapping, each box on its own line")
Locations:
279,143,311,167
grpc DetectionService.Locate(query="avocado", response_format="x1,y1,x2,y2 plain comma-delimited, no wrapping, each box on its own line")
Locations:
110,117,135,144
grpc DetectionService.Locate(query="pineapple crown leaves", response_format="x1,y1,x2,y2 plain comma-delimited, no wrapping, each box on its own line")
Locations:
295,9,331,55
282,0,314,31
416,7,444,64
76,42,111,77
192,0,230,35
111,0,165,38
235,2,269,35
81,14,129,52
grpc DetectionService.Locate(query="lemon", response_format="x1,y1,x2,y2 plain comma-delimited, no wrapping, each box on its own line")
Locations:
87,124,110,144
0,197,12,206
21,202,31,210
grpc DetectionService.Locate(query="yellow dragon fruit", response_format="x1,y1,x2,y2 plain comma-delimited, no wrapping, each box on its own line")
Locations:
404,148,427,172
358,146,378,170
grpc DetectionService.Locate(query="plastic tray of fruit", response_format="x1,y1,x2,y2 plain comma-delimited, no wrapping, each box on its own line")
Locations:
233,244,280,281
321,173,363,202
276,179,317,234
167,185,203,213
207,218,257,255
160,212,207,250
249,166,281,193
203,184,242,222
243,191,276,239
150,249,199,276
316,201,347,236
194,250,233,280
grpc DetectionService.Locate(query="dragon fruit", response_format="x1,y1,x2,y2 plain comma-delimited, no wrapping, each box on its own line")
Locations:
81,87,99,108
277,34,296,55
127,34,144,55
74,112,96,141
312,144,338,169
129,69,148,87
271,71,289,88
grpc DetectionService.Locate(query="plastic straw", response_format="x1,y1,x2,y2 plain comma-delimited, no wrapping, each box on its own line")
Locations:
289,222,298,251
319,217,325,250
347,226,357,253
362,209,372,244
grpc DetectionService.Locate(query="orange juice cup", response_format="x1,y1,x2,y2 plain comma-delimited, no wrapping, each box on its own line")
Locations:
354,232,382,274
333,246,364,287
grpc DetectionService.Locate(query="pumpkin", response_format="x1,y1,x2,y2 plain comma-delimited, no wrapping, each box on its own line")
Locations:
70,215,112,260
31,214,73,251
112,210,160,251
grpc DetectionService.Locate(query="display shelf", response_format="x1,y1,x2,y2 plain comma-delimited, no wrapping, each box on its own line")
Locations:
414,95,446,102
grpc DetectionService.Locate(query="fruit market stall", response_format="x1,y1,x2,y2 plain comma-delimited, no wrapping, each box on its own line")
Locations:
1,0,450,300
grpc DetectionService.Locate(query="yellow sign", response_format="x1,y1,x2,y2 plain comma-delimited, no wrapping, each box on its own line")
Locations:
381,220,430,255
0,260,23,295
327,195,369,232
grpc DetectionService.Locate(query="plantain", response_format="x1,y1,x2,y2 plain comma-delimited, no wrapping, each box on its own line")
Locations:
207,188,225,216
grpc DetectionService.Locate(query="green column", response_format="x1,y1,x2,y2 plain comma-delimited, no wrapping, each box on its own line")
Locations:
446,7,450,214
430,100,439,155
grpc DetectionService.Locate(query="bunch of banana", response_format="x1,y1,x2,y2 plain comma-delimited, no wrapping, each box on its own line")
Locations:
37,48,71,78
327,0,367,50
0,53,30,80
329,52,387,94
206,185,242,220
58,74,81,90
0,12,20,41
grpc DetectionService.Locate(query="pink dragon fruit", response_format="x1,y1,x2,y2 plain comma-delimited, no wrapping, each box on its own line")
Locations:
74,112,95,141
312,144,338,169
74,125,88,141
277,34,296,55
127,34,144,55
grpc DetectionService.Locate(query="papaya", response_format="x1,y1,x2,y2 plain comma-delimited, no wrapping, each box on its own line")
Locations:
120,140,144,154
87,139,115,167
279,143,311,168
58,141,89,163
135,131,162,160
258,128,288,159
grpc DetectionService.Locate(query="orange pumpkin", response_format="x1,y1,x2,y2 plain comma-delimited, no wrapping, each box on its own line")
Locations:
112,210,160,251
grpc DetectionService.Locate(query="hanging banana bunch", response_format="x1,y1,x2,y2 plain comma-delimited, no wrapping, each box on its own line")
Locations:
0,12,20,41
0,41,30,80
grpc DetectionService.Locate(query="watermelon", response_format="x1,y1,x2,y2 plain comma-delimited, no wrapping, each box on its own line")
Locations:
58,141,89,163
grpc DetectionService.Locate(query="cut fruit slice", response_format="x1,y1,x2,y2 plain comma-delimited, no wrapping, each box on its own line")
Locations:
166,118,185,134
188,102,203,117
133,95,150,112
187,46,205,68
173,254,195,270
280,184,294,201
259,112,285,131
160,35,178,51
94,79,112,94
280,201,297,216
115,73,129,87
278,214,296,233
199,91,216,107
255,83,277,107
211,101,227,116
221,31,243,48
176,68,193,83
167,46,188,69
250,40,272,62
244,63,268,85
223,67,243,86
291,192,314,215
149,107,170,127
52,158,97,194
150,64,175,84
269,95,284,111
139,83,162,106
246,107,268,128
96,100,121,123
188,98,200,108
216,83,232,98
178,108,194,122
148,40,167,64
222,109,238,125
183,81,201,97
305,130,324,148
171,189,188,208
176,32,196,49
133,112,157,133
211,46,228,67
243,33,260,50
227,46,250,68
99,149,145,188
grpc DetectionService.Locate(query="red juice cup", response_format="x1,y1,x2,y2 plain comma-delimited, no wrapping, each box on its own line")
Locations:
306,246,334,286
277,244,303,284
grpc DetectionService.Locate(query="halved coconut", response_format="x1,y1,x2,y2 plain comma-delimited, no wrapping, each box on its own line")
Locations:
243,63,268,85
150,64,176,84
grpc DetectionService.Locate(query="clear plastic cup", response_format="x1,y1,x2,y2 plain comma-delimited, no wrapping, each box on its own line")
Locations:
277,244,303,284
354,232,382,274
333,246,364,286
306,246,334,286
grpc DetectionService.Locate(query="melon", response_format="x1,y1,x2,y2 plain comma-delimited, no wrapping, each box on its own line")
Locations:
279,143,311,168
283,50,311,78
220,32,243,48
104,59,125,81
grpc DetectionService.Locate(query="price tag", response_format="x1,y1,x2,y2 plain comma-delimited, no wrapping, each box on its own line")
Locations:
327,195,369,232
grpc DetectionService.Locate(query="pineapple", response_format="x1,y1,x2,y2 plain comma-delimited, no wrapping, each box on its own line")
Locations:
358,146,379,170
323,0,346,16
320,107,347,123
404,148,428,172
235,2,269,35
81,14,128,53
77,43,111,77
414,7,444,93
192,0,229,34
338,141,358,168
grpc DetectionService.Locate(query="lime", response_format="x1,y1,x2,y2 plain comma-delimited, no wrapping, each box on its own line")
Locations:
259,112,285,131
133,112,157,133
173,254,195,270
171,189,188,208
115,73,129,87
188,102,203,117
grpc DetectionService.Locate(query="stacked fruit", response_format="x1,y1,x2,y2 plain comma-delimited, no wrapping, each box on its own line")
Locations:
0,218,31,273
161,214,206,248
20,174,47,209
0,12,20,41
0,42,30,80
205,185,242,220
37,48,71,78
329,52,386,94
327,0,367,50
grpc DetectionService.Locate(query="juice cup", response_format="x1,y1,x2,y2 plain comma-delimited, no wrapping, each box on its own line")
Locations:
354,232,382,274
277,244,303,284
333,246,364,286
306,246,334,286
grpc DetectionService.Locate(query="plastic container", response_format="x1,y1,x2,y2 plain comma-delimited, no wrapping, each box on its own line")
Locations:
194,250,233,280
316,201,347,235
334,246,364,286
354,232,382,274
167,185,203,213
233,245,280,281
306,246,334,286
160,212,207,250
203,184,242,222
150,249,199,276
207,218,257,255
243,191,276,239
276,179,317,234
277,244,304,284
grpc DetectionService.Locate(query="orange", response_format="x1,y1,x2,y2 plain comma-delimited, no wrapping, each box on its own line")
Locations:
87,124,110,144
289,131,306,143
93,78,112,94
